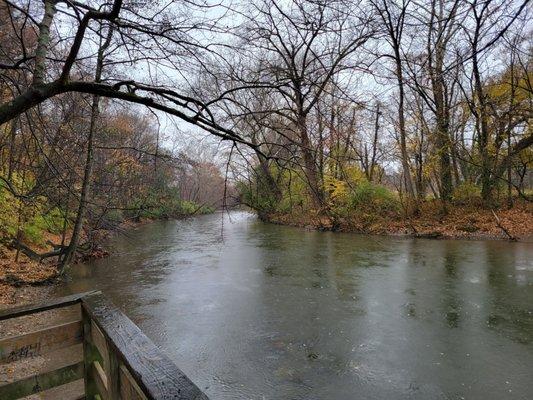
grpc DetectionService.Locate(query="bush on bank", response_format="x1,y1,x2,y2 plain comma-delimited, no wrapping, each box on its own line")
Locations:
0,175,213,249
239,165,514,226
0,173,67,246
240,166,401,221
452,182,482,206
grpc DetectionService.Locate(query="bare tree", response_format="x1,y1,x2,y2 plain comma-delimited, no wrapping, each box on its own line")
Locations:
0,0,253,146
372,0,416,201
218,0,375,209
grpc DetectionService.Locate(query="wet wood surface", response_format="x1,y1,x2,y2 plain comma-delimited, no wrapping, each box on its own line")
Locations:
0,320,82,364
0,291,209,399
82,292,208,400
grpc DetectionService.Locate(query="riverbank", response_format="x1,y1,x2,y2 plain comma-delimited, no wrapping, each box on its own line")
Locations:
0,245,60,306
264,201,533,242
2,203,531,306
0,212,214,307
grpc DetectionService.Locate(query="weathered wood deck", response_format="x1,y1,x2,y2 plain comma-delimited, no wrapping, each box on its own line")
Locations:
0,291,208,400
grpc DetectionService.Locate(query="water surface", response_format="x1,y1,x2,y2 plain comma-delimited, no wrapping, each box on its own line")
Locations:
57,211,533,399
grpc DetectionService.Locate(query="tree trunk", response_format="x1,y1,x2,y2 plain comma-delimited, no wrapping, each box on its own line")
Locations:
369,102,380,182
474,52,493,205
60,25,113,270
394,47,415,199
431,50,453,202
435,117,453,202
298,113,323,209
7,117,18,180
507,130,513,208
61,93,98,269
33,0,57,85
301,137,323,208
256,151,282,205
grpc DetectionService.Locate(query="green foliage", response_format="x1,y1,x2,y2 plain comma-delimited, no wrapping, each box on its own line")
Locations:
0,183,19,238
23,223,43,244
180,200,214,215
452,182,482,205
276,170,309,213
124,188,214,221
239,182,279,213
179,200,198,215
35,208,67,235
240,164,399,220
22,212,59,244
106,209,125,224
348,181,399,213
239,166,310,214
0,177,68,245
237,181,262,209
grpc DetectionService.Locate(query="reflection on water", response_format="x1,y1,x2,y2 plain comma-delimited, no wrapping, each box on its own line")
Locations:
57,211,533,399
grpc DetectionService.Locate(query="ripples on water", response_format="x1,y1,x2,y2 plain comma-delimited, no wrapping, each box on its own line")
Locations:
58,211,533,400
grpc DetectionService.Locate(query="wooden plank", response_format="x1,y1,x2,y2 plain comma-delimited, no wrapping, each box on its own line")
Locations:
0,291,98,321
120,364,148,400
0,361,84,399
82,307,99,400
93,360,109,400
106,337,120,399
27,378,85,400
81,292,209,400
94,360,108,389
91,320,109,371
0,320,82,364
91,319,120,398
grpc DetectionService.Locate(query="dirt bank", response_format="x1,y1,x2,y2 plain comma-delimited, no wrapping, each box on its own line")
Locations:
265,202,533,242
0,218,145,307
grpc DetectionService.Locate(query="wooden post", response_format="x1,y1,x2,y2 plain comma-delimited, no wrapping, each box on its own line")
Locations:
107,348,120,399
82,307,99,400
92,320,120,398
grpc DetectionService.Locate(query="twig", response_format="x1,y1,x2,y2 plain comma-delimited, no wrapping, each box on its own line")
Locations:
491,210,517,241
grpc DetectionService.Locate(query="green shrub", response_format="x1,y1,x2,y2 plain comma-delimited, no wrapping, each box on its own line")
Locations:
238,181,278,213
189,202,215,215
1,180,68,244
452,182,482,205
237,166,312,214
277,189,308,213
348,181,399,213
41,208,67,234
23,223,43,244
0,185,18,237
105,209,125,223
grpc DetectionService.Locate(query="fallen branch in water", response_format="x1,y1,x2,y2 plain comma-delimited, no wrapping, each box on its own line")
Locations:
491,210,517,241
8,239,65,262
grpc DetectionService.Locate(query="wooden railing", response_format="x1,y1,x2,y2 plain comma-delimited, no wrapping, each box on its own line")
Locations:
0,291,208,400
